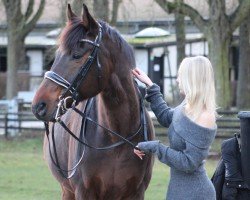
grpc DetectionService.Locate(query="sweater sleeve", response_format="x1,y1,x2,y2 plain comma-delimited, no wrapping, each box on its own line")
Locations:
138,140,209,174
145,84,174,127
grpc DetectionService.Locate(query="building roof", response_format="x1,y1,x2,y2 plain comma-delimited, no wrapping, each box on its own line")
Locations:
0,35,56,48
134,27,170,38
127,33,205,49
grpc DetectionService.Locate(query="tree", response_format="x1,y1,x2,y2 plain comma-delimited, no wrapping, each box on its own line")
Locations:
110,0,122,26
172,0,185,104
154,0,250,108
93,0,122,25
2,0,45,99
174,0,185,67
236,15,250,109
93,0,109,22
72,0,85,16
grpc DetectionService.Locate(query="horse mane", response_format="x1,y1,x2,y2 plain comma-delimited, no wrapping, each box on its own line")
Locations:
99,21,136,70
58,17,86,53
58,17,135,70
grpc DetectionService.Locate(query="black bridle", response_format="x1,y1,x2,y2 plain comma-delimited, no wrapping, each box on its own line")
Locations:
45,23,103,120
43,23,148,178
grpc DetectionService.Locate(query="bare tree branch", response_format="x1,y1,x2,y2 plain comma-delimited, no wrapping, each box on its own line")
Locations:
221,0,226,13
3,0,22,21
110,0,122,25
25,0,34,21
2,0,8,7
155,0,207,33
93,0,109,21
22,0,45,38
72,0,84,16
208,0,228,25
230,0,250,31
206,0,212,6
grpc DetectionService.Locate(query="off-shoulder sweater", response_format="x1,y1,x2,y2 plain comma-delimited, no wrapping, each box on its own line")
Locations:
138,84,216,200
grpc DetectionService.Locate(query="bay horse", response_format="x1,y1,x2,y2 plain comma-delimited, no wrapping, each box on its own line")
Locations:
32,4,154,200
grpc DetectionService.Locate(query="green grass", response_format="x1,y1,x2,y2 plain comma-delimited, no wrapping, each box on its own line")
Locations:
0,137,60,200
0,136,218,200
145,160,169,200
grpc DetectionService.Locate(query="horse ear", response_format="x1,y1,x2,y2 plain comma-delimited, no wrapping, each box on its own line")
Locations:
82,4,99,32
67,4,77,21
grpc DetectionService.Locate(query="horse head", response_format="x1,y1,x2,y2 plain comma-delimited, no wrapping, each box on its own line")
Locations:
32,4,114,122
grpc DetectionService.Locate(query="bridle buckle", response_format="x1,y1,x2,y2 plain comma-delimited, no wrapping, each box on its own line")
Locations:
55,96,76,121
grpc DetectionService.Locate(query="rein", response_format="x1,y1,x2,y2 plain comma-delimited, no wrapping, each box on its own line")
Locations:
45,85,147,178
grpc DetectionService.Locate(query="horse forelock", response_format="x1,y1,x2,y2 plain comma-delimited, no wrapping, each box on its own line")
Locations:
58,17,86,54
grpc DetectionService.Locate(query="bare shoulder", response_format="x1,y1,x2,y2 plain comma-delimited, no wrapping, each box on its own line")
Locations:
196,111,216,129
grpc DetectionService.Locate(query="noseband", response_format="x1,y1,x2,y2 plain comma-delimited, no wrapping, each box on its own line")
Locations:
44,23,103,121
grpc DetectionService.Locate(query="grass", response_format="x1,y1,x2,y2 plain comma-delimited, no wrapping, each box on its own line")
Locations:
0,136,219,200
0,137,60,200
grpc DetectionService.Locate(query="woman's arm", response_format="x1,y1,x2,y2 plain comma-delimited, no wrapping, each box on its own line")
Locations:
132,67,174,127
137,140,209,174
146,84,174,127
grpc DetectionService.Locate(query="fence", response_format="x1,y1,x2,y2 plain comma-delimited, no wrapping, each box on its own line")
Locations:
0,101,240,139
0,112,44,138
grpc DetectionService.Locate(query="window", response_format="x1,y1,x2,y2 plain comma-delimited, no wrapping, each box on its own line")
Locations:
0,48,7,72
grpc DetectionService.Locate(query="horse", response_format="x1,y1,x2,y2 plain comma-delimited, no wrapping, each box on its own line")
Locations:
32,4,154,200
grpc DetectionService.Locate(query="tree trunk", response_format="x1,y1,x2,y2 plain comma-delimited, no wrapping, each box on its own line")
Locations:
3,0,45,100
110,0,122,26
174,1,185,68
236,16,250,109
93,0,109,22
6,33,25,99
174,8,185,104
72,0,86,16
208,36,231,108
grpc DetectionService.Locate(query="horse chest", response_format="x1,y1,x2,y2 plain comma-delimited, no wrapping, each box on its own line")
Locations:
60,151,145,198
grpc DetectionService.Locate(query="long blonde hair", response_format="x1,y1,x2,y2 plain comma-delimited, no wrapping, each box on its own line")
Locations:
178,56,217,120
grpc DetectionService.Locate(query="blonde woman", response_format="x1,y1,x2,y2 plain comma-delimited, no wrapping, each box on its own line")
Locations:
133,56,217,200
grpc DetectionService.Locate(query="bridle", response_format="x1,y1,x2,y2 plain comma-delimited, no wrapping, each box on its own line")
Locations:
43,22,149,178
44,23,103,121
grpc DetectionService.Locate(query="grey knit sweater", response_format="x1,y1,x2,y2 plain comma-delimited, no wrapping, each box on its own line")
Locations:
138,84,216,200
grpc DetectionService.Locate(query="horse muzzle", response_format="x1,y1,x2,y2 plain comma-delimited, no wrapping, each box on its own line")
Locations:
32,101,57,122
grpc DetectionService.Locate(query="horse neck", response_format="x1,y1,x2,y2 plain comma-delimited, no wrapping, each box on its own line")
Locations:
97,30,141,136
99,71,141,137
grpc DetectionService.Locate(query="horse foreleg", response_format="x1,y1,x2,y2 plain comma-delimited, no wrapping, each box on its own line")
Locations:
61,186,75,200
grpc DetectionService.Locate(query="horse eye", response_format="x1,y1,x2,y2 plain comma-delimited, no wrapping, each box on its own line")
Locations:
72,53,82,60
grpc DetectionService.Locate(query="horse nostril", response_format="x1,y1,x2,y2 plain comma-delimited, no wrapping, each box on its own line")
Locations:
36,102,47,117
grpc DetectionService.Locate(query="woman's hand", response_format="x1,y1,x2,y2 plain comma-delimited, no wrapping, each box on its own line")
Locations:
134,147,145,160
132,67,153,87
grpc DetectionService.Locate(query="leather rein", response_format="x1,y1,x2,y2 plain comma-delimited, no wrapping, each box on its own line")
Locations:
43,23,148,178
